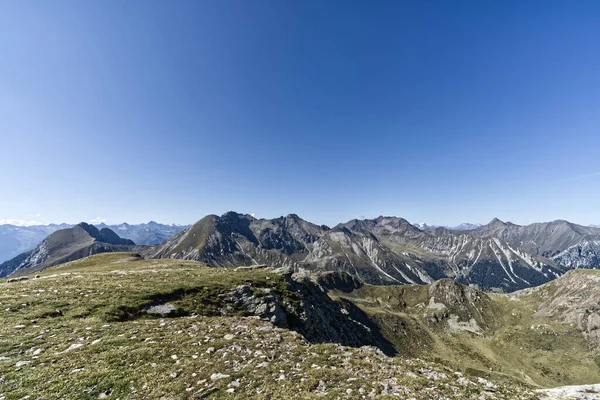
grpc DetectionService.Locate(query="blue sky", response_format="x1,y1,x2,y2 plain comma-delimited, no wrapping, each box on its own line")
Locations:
1,0,599,227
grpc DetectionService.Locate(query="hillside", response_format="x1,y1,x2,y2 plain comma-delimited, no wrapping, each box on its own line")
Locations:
0,253,539,399
0,223,136,277
331,270,600,389
146,212,600,292
4,254,600,398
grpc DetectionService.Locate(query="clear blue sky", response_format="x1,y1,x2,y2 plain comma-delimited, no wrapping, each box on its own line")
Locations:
1,0,599,227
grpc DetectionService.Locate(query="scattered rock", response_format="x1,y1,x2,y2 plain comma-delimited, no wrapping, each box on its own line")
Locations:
97,391,110,399
57,343,84,354
210,373,230,381
145,303,176,316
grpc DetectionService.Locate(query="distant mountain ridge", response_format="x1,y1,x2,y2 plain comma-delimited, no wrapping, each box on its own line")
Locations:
414,222,482,231
0,221,189,264
0,224,71,265
452,222,483,230
145,212,600,292
97,221,189,246
3,213,600,292
0,223,137,277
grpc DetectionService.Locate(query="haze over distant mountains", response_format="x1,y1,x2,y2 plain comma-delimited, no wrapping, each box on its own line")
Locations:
414,222,483,231
0,222,189,264
0,223,137,277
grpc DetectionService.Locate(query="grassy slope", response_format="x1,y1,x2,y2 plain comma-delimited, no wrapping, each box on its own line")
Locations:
334,278,600,389
0,253,536,399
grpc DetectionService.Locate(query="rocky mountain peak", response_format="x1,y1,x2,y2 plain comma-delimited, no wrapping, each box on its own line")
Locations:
221,211,249,221
76,222,101,238
73,222,134,246
488,218,506,227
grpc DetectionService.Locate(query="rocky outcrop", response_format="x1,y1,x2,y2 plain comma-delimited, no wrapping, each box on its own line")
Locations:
427,278,485,307
219,285,288,327
425,279,493,333
215,270,395,354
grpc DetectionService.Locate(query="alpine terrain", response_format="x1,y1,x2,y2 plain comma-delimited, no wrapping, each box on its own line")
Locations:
146,212,600,292
0,222,189,264
0,224,71,265
2,252,600,398
0,223,137,277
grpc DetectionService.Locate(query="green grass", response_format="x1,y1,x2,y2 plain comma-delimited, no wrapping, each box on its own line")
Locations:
0,253,539,399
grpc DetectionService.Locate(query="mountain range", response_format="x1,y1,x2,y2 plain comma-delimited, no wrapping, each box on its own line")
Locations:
146,212,600,292
2,212,599,292
0,221,189,264
95,221,189,246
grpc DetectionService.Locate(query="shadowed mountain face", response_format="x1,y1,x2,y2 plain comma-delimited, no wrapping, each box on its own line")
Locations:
146,212,600,292
0,223,137,277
